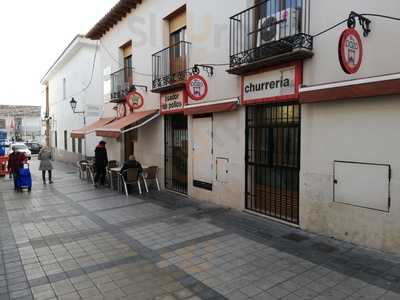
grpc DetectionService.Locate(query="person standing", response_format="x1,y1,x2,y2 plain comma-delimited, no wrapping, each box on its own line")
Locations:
94,141,108,187
8,146,27,190
38,146,53,184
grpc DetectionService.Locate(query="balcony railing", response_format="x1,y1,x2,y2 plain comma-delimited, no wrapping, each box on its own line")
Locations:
229,0,313,73
110,67,134,102
152,41,191,92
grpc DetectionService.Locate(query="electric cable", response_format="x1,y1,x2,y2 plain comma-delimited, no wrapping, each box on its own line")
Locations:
312,13,400,38
361,13,400,22
99,40,153,77
50,41,100,107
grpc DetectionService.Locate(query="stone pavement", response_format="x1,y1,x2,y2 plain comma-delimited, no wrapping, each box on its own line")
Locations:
0,160,400,300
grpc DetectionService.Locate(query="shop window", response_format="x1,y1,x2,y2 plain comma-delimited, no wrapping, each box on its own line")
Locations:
72,137,76,153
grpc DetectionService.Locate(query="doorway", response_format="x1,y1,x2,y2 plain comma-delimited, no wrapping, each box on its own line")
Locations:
245,102,300,224
165,114,188,194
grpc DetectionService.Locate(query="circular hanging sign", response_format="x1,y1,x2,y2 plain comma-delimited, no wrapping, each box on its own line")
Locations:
126,91,144,111
116,102,126,118
186,75,208,101
338,28,363,74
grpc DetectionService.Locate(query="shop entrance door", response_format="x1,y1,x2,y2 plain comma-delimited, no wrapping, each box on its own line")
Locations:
165,114,188,194
246,103,300,224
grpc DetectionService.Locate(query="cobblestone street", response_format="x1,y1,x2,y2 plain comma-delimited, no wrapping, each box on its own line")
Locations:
0,160,399,300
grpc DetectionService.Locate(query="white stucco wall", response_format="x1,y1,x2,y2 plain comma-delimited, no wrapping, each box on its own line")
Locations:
303,0,400,86
134,117,165,188
188,108,246,209
300,0,400,254
300,96,400,254
46,38,103,162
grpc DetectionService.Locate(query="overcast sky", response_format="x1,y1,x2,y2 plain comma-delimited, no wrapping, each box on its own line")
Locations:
0,0,119,108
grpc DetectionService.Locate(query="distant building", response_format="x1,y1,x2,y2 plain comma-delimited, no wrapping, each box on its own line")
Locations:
0,105,41,142
41,35,103,163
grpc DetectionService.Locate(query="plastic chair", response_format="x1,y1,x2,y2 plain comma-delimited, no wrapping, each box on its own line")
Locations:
120,168,142,196
143,166,160,192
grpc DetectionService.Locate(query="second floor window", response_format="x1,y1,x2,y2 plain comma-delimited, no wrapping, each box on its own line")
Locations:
122,42,133,85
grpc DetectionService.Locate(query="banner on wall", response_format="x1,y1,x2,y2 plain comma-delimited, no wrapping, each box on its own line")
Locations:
160,89,187,115
241,63,302,105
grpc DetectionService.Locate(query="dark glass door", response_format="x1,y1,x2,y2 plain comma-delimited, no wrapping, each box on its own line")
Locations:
246,103,300,224
165,114,188,194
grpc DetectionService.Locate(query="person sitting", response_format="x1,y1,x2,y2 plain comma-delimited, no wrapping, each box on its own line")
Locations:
120,155,143,180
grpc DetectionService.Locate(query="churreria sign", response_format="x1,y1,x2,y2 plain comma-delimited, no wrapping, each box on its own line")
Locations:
242,63,301,105
244,78,291,94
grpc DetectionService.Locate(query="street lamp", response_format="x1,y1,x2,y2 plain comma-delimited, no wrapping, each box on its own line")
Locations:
69,98,87,159
70,97,77,113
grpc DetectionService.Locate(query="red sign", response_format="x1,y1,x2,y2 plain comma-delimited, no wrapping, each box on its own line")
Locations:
126,91,144,110
339,28,363,74
186,75,208,101
160,89,187,115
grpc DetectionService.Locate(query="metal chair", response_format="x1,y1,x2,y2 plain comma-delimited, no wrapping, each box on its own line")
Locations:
120,168,142,196
107,160,119,188
143,166,160,192
87,163,95,185
78,160,88,180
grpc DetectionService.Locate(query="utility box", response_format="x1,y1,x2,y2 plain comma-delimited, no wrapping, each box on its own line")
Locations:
333,161,391,212
216,157,229,183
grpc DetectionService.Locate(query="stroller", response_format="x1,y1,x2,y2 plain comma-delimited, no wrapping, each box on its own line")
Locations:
16,163,32,192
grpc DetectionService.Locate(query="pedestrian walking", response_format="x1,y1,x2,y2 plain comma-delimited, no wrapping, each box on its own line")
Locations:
38,146,53,184
94,141,108,187
8,146,27,191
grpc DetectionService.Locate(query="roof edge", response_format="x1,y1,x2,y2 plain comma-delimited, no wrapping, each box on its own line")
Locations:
40,35,97,85
86,0,142,40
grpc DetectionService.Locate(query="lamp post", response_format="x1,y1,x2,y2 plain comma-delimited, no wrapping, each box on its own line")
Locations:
69,98,87,159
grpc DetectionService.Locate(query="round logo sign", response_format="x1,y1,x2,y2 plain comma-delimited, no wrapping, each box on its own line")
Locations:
186,75,208,101
126,91,144,110
338,28,363,74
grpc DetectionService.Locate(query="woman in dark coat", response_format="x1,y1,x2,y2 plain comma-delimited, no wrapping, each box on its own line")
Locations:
94,141,108,187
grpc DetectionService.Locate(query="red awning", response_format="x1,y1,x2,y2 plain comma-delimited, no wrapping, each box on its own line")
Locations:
71,117,114,139
184,99,239,115
96,110,159,139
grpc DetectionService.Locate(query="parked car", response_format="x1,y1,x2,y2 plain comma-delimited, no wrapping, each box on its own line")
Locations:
9,143,31,160
25,142,41,154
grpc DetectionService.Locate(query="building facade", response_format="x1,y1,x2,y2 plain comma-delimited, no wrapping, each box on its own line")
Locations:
41,35,104,163
0,105,41,142
64,0,400,254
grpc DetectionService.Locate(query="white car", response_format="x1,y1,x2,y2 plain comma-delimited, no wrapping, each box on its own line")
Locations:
9,143,32,160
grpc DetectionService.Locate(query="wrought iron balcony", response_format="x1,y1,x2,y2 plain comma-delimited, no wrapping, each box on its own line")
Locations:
110,67,134,103
152,41,191,92
229,0,313,74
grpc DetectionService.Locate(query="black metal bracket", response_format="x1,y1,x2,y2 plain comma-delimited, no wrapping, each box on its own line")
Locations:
132,84,148,92
193,64,214,77
348,11,371,37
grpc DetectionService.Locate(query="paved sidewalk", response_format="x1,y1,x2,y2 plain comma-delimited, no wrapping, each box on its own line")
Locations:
0,160,399,300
